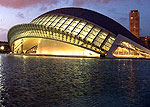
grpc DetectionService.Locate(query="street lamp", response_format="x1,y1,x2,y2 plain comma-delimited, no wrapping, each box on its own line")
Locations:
1,46,4,50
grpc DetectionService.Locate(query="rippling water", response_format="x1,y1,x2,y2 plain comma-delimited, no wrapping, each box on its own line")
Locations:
0,54,150,107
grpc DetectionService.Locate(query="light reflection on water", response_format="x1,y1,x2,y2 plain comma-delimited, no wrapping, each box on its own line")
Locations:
0,54,150,107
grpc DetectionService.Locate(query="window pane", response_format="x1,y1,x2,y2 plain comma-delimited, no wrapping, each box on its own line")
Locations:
42,15,53,25
55,17,68,29
50,16,63,27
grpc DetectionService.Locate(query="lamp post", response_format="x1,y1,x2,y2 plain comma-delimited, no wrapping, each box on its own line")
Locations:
0,46,5,53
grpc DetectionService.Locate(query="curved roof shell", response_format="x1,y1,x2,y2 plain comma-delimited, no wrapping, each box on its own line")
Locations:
35,7,147,48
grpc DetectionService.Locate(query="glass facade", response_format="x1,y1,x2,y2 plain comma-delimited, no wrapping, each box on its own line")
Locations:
8,14,116,56
113,41,150,58
12,38,100,57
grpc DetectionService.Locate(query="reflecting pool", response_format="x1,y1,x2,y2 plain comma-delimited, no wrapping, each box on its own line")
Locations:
0,54,150,107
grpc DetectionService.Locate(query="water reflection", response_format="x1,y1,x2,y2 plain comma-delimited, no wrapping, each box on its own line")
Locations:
0,55,3,105
0,55,150,106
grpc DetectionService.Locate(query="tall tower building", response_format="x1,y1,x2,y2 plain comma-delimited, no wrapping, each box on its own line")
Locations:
129,10,140,38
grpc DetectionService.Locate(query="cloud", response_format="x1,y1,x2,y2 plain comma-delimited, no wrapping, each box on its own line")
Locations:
39,6,47,11
0,0,59,9
0,0,143,9
72,0,143,6
17,12,25,19
0,0,122,8
72,0,120,6
0,28,7,32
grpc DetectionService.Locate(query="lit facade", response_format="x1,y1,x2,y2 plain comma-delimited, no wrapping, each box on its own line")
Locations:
7,8,150,58
129,10,140,38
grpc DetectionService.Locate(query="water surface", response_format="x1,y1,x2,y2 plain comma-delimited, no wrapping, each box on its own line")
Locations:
0,54,150,107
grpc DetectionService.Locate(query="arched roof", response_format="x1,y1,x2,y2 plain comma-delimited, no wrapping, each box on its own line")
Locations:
37,7,147,48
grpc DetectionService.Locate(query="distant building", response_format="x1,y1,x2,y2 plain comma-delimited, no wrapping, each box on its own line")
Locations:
140,37,150,48
0,41,11,53
129,10,140,38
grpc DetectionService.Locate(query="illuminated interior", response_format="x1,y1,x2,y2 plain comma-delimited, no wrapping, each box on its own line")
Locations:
113,41,150,58
13,38,100,57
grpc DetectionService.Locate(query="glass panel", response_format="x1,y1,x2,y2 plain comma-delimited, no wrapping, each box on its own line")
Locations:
102,36,115,51
79,22,86,27
95,31,107,42
72,28,81,36
78,24,93,39
79,30,89,39
36,16,45,24
60,18,74,30
71,38,75,43
71,20,80,26
42,15,54,25
60,24,68,31
65,18,74,25
50,16,63,27
65,19,80,33
65,26,75,33
32,18,39,24
74,39,79,44
102,45,110,51
38,16,49,25
93,41,103,47
55,17,68,29
72,21,86,36
86,37,93,43
46,15,58,27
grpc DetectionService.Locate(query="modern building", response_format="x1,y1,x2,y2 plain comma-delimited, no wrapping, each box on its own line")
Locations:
129,10,140,38
0,41,11,53
7,7,150,58
140,37,150,48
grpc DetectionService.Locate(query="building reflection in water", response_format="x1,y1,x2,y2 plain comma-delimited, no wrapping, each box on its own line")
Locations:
0,55,3,105
1,56,95,106
117,59,137,105
0,55,150,106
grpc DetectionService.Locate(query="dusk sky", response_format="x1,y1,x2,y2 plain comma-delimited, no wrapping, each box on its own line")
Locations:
0,0,149,41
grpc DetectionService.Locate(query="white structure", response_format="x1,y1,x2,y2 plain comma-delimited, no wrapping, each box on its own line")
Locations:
7,8,150,58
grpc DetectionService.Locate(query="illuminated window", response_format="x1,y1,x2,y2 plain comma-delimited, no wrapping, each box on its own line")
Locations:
55,17,68,29
86,27,100,43
93,31,108,47
73,39,78,44
50,16,63,27
72,28,81,36
102,36,115,51
94,40,103,47
46,15,58,27
65,19,80,33
60,18,74,30
113,41,150,58
78,31,89,39
78,24,93,39
95,31,108,41
65,26,75,33
42,15,54,25
31,18,40,24
38,16,50,25
36,16,45,24
72,21,86,36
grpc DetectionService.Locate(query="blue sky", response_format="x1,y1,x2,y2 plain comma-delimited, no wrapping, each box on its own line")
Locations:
0,0,150,41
